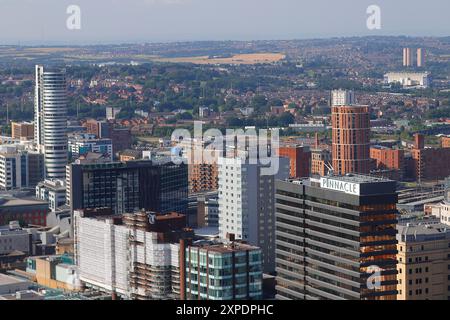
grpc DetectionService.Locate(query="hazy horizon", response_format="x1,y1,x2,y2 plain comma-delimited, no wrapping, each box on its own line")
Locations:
0,0,449,45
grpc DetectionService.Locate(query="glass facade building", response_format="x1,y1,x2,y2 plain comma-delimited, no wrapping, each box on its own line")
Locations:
184,242,263,300
275,175,399,300
68,160,188,215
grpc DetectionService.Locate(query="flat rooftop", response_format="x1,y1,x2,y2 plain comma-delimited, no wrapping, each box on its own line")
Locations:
0,273,29,286
0,196,48,207
397,221,450,242
191,240,260,254
323,174,392,184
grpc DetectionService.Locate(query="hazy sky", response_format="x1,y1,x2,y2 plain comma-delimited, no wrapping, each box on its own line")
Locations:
0,0,449,44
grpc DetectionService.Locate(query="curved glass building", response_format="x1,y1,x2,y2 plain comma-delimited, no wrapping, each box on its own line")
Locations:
34,65,68,179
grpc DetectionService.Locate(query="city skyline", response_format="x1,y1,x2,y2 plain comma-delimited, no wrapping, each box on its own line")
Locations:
0,0,449,304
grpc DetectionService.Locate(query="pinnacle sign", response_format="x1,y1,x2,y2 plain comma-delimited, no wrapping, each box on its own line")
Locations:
320,177,361,196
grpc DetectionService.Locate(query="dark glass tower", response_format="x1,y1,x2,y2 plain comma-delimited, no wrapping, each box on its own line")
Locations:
68,160,188,215
275,175,398,300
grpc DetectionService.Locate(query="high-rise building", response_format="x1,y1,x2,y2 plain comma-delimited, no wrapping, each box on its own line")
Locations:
332,104,371,175
403,48,412,67
396,220,450,300
218,156,289,273
34,65,68,179
184,241,263,300
67,159,188,215
331,89,355,106
74,208,192,299
417,48,425,67
277,145,311,178
275,175,399,300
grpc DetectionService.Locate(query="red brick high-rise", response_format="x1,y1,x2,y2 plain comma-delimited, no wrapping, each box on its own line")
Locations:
332,105,370,175
278,145,311,178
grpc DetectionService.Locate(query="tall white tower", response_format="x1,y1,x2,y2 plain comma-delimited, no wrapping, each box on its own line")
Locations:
34,65,68,179
218,156,289,273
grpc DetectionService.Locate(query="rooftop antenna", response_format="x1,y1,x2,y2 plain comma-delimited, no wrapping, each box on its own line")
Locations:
324,162,334,177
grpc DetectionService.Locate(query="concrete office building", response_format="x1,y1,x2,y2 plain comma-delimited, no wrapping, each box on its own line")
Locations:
184,240,263,300
197,193,219,228
218,156,289,273
275,174,399,300
0,146,44,190
34,65,68,179
0,222,32,255
332,104,371,175
67,159,188,215
396,220,450,300
68,133,113,161
36,179,66,212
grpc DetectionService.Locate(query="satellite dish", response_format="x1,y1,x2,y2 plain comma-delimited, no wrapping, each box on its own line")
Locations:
148,214,156,225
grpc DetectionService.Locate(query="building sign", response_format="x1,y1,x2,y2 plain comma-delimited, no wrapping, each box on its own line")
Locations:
320,177,360,196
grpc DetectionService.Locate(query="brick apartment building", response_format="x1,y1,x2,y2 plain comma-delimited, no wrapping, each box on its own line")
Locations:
277,145,311,178
370,146,405,179
408,134,450,181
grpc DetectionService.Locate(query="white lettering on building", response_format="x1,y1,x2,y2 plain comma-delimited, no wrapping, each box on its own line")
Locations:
320,177,360,196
